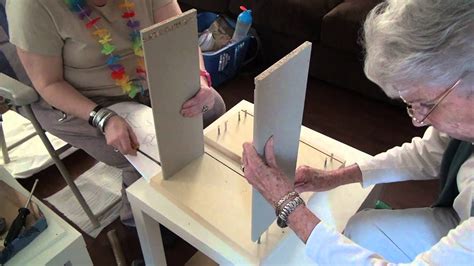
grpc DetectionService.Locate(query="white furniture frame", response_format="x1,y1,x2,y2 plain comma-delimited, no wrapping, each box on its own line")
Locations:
127,101,373,265
1,167,92,266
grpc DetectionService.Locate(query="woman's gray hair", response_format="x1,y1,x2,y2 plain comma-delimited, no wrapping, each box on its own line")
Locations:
362,0,474,98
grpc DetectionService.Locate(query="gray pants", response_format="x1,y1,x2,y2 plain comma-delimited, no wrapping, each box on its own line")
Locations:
32,91,226,225
343,207,459,263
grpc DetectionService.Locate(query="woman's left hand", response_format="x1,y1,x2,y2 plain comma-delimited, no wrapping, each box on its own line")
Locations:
242,137,294,205
181,77,215,117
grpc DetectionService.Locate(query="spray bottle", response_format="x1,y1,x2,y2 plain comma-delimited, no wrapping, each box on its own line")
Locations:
231,6,252,42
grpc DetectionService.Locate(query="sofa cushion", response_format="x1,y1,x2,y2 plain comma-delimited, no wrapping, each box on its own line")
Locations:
250,0,336,41
228,0,343,22
2,41,33,86
0,0,7,43
0,0,31,86
310,43,399,105
178,0,230,13
321,0,381,54
0,44,16,79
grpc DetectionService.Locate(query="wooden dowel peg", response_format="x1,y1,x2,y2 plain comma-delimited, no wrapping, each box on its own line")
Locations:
107,230,127,266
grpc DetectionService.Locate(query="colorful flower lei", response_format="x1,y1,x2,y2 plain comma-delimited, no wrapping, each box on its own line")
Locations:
65,0,147,98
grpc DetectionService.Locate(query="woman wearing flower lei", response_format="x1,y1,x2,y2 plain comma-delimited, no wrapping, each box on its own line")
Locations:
6,0,225,226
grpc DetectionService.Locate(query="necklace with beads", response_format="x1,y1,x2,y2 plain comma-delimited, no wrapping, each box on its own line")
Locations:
65,0,147,98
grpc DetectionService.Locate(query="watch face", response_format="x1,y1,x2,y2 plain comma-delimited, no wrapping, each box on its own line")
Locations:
277,217,288,228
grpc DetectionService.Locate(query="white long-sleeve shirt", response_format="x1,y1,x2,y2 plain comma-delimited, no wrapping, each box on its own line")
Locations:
305,127,474,264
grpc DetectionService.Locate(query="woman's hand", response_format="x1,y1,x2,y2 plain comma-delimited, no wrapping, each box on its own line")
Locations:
295,166,341,192
241,137,294,205
181,77,215,117
104,116,139,156
243,138,323,244
295,164,364,193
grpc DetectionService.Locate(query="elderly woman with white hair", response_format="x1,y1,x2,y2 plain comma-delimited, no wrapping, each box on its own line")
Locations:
241,0,473,264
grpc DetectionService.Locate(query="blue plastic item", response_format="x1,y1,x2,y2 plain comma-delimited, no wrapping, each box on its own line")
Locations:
0,217,48,264
197,12,255,87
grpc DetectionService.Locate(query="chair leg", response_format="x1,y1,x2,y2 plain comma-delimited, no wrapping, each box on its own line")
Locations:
22,105,100,229
0,116,10,164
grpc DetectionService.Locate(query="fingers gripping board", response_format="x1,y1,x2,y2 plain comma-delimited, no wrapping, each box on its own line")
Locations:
141,9,204,179
252,42,312,242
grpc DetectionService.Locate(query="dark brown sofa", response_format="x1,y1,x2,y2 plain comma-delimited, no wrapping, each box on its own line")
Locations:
179,0,399,104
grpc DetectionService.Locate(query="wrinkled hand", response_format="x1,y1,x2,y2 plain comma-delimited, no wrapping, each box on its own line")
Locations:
294,166,340,193
104,115,139,156
241,137,294,205
181,77,215,117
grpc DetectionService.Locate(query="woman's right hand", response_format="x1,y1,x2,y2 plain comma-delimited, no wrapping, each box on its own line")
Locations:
104,116,139,156
294,164,363,193
294,166,341,192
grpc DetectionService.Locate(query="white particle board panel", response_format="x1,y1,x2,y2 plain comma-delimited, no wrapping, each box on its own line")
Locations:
148,140,321,265
251,42,312,242
141,9,204,179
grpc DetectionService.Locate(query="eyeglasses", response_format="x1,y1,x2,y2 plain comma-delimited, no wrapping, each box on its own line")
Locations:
399,76,464,126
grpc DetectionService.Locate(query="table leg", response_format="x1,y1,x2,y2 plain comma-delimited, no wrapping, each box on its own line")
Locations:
130,198,167,266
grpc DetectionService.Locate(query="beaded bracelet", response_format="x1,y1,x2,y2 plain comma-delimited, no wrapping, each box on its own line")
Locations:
274,191,298,216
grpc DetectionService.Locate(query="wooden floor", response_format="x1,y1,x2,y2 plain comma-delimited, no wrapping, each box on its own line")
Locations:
17,73,438,265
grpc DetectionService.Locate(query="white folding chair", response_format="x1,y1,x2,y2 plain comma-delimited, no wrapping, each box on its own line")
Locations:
0,73,100,228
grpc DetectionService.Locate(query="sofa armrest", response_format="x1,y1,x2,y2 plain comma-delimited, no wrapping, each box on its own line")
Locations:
0,73,38,106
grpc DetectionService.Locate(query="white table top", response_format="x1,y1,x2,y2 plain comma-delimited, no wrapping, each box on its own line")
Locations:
0,167,90,266
128,100,373,265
